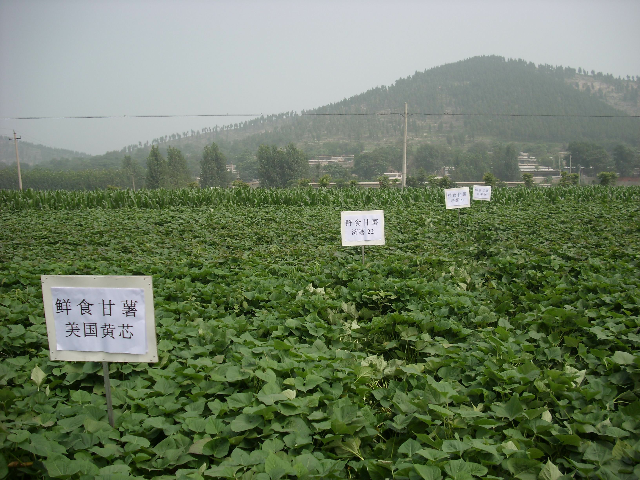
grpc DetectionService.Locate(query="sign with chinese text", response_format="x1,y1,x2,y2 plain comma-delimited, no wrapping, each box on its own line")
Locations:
473,185,492,201
341,210,385,246
444,187,471,209
42,276,158,363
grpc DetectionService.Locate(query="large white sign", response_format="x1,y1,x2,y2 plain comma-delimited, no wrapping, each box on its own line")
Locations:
444,187,471,209
42,276,158,363
473,185,492,201
341,210,385,246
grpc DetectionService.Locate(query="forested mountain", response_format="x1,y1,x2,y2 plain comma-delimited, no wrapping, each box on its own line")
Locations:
0,135,89,166
2,56,638,189
300,56,638,146
119,56,638,165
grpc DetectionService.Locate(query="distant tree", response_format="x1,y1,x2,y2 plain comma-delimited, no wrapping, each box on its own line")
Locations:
318,175,331,187
231,179,250,189
146,146,167,189
450,145,491,181
429,175,455,188
522,173,535,187
166,146,190,188
377,175,390,189
121,155,142,190
492,144,519,181
566,141,613,174
597,171,618,186
323,163,350,181
353,146,401,181
233,150,259,183
413,143,449,175
257,143,308,188
405,175,420,188
334,178,347,188
200,142,228,188
483,172,498,187
612,144,638,177
559,171,579,186
353,151,386,181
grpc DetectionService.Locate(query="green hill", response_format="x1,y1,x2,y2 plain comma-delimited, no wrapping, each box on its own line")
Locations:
3,56,638,185
153,56,638,160
302,55,638,146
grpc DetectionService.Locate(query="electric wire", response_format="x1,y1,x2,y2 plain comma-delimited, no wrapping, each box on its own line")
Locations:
1,112,639,120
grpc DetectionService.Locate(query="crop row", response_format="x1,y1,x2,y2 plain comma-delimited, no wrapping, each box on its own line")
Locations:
1,185,639,211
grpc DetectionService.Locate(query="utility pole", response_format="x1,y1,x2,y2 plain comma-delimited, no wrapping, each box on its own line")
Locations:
402,102,407,189
13,131,23,191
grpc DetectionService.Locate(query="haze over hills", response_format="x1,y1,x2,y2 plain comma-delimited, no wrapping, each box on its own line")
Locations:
2,56,638,174
0,135,89,166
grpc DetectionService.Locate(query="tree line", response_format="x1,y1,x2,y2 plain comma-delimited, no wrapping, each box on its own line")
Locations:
1,138,637,191
0,142,308,191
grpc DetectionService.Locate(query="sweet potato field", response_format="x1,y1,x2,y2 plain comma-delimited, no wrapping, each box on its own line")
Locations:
1,187,639,479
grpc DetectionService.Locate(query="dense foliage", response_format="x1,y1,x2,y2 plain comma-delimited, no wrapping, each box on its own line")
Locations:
200,144,229,189
1,187,639,479
257,144,308,188
146,147,168,190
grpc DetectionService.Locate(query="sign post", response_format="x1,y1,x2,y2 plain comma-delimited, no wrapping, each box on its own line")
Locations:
472,185,492,202
444,187,471,224
103,361,114,426
341,210,385,264
41,275,158,427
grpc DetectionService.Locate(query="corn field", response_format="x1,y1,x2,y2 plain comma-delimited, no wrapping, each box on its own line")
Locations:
1,186,639,210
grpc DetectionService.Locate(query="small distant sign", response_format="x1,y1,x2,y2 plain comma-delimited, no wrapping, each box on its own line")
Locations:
473,185,492,201
444,187,471,209
341,210,385,246
41,276,158,363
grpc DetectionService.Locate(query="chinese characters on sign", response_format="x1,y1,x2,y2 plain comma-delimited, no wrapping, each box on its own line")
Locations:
473,185,492,201
341,210,385,246
444,187,471,209
51,287,147,354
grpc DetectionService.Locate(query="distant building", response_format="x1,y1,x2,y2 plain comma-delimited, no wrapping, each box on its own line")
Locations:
518,152,560,177
308,155,354,167
383,172,402,181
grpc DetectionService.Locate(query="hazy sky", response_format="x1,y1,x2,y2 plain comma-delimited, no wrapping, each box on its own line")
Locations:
1,0,639,155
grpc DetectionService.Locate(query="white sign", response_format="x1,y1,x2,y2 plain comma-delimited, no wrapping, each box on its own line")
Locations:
473,185,492,201
341,210,385,246
42,276,158,363
444,187,471,209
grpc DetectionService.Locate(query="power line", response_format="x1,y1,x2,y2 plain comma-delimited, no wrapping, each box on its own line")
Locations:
303,112,640,118
1,112,638,120
1,114,263,120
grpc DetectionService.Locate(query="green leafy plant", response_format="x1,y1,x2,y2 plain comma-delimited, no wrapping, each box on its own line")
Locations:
1,187,639,478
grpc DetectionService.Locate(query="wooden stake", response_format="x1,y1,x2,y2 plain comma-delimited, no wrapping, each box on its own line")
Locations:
102,361,115,427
